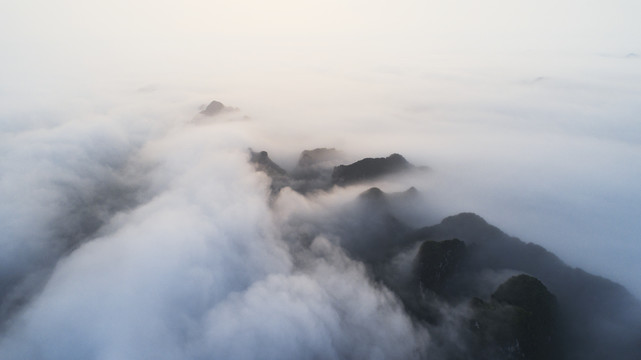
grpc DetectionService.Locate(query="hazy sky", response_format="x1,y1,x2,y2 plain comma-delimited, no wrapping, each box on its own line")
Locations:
3,1,641,91
2,0,641,299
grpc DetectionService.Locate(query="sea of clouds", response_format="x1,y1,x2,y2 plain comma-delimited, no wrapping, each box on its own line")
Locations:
2,2,641,358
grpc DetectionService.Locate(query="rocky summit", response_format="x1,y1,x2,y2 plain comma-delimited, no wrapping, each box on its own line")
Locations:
331,153,414,186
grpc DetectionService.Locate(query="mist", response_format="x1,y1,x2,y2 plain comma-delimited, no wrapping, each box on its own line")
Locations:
2,1,641,359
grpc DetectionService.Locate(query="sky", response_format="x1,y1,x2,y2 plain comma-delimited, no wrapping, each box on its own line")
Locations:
1,1,641,358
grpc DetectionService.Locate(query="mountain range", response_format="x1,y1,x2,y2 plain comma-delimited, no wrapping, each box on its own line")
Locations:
251,148,641,360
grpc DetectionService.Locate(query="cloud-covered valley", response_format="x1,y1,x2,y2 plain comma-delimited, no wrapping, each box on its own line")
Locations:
2,1,641,359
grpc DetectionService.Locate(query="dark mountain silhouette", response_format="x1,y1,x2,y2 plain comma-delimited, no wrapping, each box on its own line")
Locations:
332,153,415,186
469,274,561,360
251,150,426,194
404,213,641,359
414,239,466,292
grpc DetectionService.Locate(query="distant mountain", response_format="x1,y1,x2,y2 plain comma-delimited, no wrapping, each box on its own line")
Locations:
200,100,238,116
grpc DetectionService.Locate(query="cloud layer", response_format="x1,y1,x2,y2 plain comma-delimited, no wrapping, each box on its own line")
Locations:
0,114,435,359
